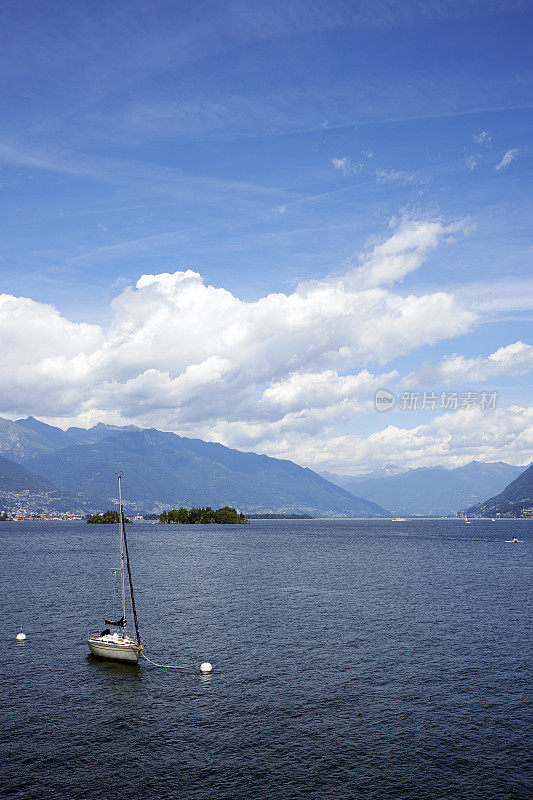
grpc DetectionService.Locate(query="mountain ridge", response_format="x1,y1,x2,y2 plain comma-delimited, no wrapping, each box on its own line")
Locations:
324,460,524,516
3,419,389,517
0,453,92,515
0,417,58,462
0,454,55,492
463,464,533,517
1,416,526,517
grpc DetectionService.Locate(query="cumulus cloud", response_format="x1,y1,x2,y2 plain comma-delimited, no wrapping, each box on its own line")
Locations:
495,148,518,170
6,215,527,471
246,406,533,474
0,217,475,411
402,342,533,388
262,369,398,415
0,293,103,414
466,155,477,170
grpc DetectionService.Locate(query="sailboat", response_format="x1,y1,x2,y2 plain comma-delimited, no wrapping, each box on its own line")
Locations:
87,475,142,663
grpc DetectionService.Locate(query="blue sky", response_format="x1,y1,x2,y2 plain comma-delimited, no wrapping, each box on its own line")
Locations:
1,0,532,472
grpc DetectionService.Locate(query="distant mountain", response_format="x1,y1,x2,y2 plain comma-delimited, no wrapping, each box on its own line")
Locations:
5,417,141,454
66,422,141,445
16,416,76,450
0,453,90,514
25,427,389,517
0,454,54,492
322,465,408,483
324,461,524,516
0,416,57,462
8,416,521,517
463,464,533,517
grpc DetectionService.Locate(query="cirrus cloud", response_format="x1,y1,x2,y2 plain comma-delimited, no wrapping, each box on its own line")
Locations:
495,148,518,170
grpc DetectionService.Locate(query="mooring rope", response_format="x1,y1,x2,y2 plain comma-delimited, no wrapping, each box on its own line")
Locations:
140,649,188,669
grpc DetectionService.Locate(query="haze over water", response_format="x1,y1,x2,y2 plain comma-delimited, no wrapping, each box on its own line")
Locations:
1,518,531,800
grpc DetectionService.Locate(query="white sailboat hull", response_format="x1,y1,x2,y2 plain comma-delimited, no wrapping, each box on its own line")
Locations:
88,636,141,663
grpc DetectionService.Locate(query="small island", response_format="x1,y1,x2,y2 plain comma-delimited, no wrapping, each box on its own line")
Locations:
159,506,249,524
87,510,132,524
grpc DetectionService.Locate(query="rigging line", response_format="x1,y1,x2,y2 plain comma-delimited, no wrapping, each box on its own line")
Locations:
105,569,110,618
117,475,128,641
140,650,188,670
111,569,117,617
122,505,141,645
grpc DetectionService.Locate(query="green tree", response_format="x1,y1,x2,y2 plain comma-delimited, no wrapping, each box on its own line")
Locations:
200,506,216,523
157,505,249,524
214,506,239,524
176,507,190,523
87,510,132,524
188,507,201,523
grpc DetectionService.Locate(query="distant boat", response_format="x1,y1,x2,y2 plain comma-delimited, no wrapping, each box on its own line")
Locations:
87,475,141,663
464,516,471,524
392,517,407,521
505,537,521,543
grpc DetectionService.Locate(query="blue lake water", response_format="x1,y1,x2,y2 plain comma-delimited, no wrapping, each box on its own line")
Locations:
1,518,531,799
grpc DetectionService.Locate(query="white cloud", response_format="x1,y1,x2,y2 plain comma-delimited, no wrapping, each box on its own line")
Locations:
238,406,533,474
402,342,533,388
349,217,470,289
473,131,491,145
331,156,363,175
331,157,347,171
457,276,533,316
466,155,477,170
354,405,533,471
495,148,518,170
6,216,529,473
0,294,103,414
262,369,398,414
375,168,415,184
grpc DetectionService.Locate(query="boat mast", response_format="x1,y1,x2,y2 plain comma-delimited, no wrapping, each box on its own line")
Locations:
118,474,127,639
122,511,141,645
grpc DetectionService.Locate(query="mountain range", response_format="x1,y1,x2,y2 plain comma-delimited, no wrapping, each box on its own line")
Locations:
0,453,89,515
0,453,54,493
0,416,529,517
323,461,524,516
0,418,387,517
464,464,533,517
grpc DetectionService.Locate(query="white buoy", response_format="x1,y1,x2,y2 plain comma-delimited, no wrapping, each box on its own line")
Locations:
200,661,212,673
16,626,26,641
